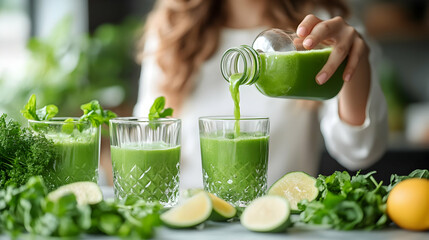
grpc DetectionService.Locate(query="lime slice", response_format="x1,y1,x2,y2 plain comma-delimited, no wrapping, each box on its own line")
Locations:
240,195,291,232
208,193,236,221
161,191,212,228
268,171,318,212
47,181,103,205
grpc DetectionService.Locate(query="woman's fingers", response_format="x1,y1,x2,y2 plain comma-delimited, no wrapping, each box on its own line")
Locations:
297,14,322,38
302,16,345,50
315,25,357,84
343,37,368,82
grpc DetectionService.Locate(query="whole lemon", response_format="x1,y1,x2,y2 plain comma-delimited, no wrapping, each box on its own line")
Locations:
387,178,429,231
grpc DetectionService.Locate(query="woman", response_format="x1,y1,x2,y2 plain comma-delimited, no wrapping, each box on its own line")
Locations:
134,0,388,189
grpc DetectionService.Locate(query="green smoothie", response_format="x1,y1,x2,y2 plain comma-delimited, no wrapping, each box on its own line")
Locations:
256,48,345,100
111,142,180,206
200,133,269,206
44,130,100,191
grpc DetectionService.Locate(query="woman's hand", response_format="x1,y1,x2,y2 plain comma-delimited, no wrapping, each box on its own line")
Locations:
296,14,371,126
296,14,369,85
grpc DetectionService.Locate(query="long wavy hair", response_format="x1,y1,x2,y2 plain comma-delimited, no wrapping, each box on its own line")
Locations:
139,0,349,111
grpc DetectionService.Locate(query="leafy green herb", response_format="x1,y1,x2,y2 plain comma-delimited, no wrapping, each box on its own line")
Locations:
20,94,58,121
21,95,117,133
386,169,429,192
148,96,173,121
0,114,57,189
0,176,162,239
298,169,429,230
298,171,388,230
79,100,117,127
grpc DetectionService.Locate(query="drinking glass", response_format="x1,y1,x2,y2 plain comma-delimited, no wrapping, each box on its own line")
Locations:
28,118,100,191
199,116,269,207
109,117,181,207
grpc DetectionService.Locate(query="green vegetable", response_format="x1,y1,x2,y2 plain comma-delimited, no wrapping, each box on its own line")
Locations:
0,176,162,239
386,169,429,192
148,96,173,121
0,114,57,188
21,95,117,132
298,169,429,230
298,171,388,230
79,100,117,127
20,94,58,121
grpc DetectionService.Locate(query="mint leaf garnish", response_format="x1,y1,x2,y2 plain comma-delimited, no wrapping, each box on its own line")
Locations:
148,96,173,121
21,94,59,121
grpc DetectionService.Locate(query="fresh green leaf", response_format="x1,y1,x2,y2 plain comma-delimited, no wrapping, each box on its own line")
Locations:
0,177,162,238
36,105,58,121
299,171,389,230
62,118,75,134
21,94,59,121
148,96,173,121
20,94,39,121
79,100,117,127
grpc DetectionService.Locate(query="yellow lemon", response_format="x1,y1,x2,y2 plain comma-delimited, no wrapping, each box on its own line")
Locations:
387,178,429,231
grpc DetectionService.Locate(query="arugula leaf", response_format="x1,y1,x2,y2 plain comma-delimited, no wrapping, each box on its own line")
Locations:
148,96,173,121
21,94,58,121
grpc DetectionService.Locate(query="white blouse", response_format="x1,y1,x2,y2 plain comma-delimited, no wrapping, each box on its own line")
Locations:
134,27,388,190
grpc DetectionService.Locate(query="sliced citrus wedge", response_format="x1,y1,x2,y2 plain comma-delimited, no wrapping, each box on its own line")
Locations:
161,191,212,228
208,193,236,221
241,195,291,232
47,181,102,205
268,171,318,212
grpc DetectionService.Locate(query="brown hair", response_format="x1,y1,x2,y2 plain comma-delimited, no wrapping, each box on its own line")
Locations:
139,0,349,111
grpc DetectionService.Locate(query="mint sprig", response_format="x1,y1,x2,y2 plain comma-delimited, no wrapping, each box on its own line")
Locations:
21,94,59,121
148,96,173,121
21,95,117,133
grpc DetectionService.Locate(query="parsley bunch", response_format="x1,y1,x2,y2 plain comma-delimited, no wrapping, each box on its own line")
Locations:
0,114,57,188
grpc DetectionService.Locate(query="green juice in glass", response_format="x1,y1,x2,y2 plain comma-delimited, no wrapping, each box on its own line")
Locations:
256,48,345,100
42,130,100,191
200,133,269,206
111,142,180,206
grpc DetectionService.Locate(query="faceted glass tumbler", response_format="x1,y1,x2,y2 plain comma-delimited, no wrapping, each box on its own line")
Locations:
199,116,270,207
109,117,181,207
28,118,100,191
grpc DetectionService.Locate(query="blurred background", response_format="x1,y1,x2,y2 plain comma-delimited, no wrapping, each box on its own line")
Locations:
0,0,428,184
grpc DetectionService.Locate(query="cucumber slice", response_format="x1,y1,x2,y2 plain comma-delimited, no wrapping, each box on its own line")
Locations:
161,191,212,228
208,193,236,221
47,181,103,205
240,195,291,232
268,171,318,211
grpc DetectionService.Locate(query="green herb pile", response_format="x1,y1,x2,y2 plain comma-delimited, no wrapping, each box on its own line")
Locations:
0,114,57,188
298,169,429,230
0,177,162,239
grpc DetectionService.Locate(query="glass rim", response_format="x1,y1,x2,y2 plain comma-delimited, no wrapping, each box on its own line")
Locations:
27,117,91,125
109,117,181,124
199,116,269,121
